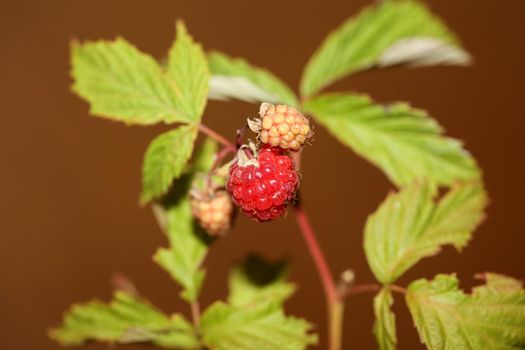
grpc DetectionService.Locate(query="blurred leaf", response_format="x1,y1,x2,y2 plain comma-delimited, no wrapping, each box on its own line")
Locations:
300,0,470,97
373,288,397,350
200,301,317,350
152,139,217,302
303,93,480,188
406,273,525,349
200,254,315,350
192,137,218,172
50,291,198,349
141,125,198,203
166,21,210,123
71,38,181,125
208,51,299,106
153,199,208,303
364,181,487,284
228,255,296,307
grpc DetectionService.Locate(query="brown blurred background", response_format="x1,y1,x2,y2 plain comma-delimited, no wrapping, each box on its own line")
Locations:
1,1,524,349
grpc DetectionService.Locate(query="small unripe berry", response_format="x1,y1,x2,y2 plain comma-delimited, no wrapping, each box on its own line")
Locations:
251,103,313,151
226,147,300,221
191,190,233,236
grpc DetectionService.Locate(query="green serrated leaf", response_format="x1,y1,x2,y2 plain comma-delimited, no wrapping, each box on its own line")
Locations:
50,291,198,349
200,301,317,350
373,288,397,350
208,51,299,106
141,125,198,203
406,273,525,350
228,255,296,307
303,93,481,188
71,38,181,125
153,197,209,303
166,21,210,123
300,0,471,97
152,139,217,302
364,181,487,284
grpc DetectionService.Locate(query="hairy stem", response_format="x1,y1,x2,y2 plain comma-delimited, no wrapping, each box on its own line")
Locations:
198,123,233,148
293,200,342,350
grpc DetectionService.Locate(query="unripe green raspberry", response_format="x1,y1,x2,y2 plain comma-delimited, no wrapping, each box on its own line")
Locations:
251,103,313,151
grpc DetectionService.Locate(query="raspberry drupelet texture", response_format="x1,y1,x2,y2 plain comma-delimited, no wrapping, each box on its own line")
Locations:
227,147,299,221
191,190,233,236
256,103,312,151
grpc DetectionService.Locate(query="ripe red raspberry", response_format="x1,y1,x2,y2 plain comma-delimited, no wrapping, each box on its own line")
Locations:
250,103,313,151
191,190,233,236
226,147,299,221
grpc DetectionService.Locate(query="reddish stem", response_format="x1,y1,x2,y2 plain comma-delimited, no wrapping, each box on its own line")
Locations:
206,145,236,191
198,124,234,148
293,200,342,350
190,301,201,328
210,145,236,173
236,125,247,148
390,284,408,294
294,203,337,301
340,283,407,299
342,283,381,297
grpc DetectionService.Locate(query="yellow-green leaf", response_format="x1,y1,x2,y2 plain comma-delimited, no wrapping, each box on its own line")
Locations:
406,273,525,350
300,0,470,97
228,255,296,307
208,51,298,106
303,93,481,188
71,38,180,125
141,125,198,203
152,140,216,302
200,301,317,350
166,21,210,123
364,181,487,284
50,291,198,349
373,288,397,350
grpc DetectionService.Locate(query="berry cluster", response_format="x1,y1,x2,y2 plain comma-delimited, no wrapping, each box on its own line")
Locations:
191,190,233,236
227,147,299,221
191,103,311,224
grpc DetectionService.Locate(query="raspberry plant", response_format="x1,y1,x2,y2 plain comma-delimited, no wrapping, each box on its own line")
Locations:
51,1,525,350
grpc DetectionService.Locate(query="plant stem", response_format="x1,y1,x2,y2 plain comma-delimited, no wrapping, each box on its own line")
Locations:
294,203,337,300
342,283,381,297
210,145,237,172
190,301,201,327
293,200,342,350
390,284,408,294
198,123,233,148
236,125,247,147
329,300,344,350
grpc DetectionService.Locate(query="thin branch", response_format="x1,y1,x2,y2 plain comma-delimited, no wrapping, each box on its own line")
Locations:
293,200,337,301
190,301,201,328
390,284,408,294
293,198,342,350
342,283,381,298
210,145,236,173
198,124,233,148
236,125,247,148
